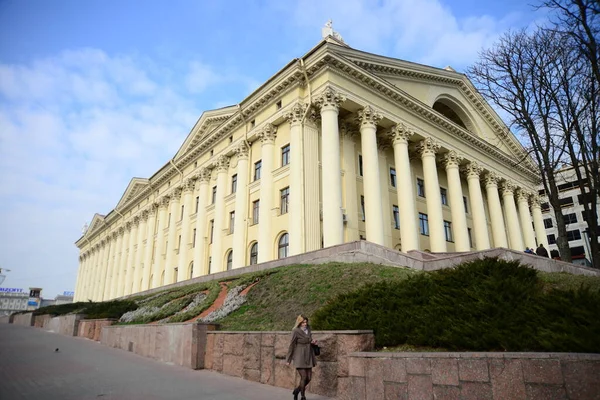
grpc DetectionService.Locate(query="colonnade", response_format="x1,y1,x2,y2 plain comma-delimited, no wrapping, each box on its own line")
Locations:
74,86,547,302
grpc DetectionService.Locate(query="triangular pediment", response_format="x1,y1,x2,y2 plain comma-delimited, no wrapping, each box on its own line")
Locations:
87,213,105,235
174,106,238,160
116,177,150,210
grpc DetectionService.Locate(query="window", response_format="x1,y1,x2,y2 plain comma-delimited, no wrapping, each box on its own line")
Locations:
440,188,448,206
167,213,171,228
177,235,181,251
463,196,469,213
210,149,214,156
563,213,577,224
210,220,214,243
566,230,582,241
278,233,289,259
229,135,233,143
358,155,363,176
281,144,290,166
212,186,217,204
208,257,212,273
231,174,237,194
193,228,196,248
547,234,557,244
180,205,185,221
250,243,258,265
280,187,289,214
419,213,429,236
276,100,282,110
252,200,260,224
541,202,550,212
559,196,574,208
392,205,400,229
467,228,473,248
417,178,425,197
195,196,199,213
544,218,553,229
361,195,365,221
444,220,453,242
254,160,262,181
390,168,397,187
226,250,233,270
229,211,235,234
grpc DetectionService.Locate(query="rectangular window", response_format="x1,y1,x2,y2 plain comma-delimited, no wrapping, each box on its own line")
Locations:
566,230,582,241
177,235,181,250
390,168,397,187
212,186,217,204
444,220,453,242
559,196,574,208
440,188,448,206
210,219,214,244
280,187,289,214
254,160,262,181
419,213,429,236
547,234,556,244
563,213,577,224
195,196,199,213
541,202,550,212
467,228,473,248
231,174,237,194
281,144,290,166
193,228,196,248
252,200,260,224
392,205,400,229
167,213,171,228
544,218,553,229
229,211,235,234
361,195,365,221
180,205,184,221
463,196,469,213
358,155,363,176
417,178,425,197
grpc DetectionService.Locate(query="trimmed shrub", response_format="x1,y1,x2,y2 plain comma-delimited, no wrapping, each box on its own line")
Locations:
312,258,600,352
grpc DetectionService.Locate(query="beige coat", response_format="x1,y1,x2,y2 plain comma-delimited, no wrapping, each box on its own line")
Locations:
286,327,317,368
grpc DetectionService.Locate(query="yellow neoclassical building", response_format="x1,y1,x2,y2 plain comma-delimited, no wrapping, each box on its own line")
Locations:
74,33,548,302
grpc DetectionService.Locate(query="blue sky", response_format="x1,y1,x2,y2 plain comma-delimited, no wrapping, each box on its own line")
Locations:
0,0,546,298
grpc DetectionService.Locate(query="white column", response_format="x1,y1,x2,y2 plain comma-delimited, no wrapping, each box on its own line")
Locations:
152,196,169,288
517,189,537,249
316,87,346,247
418,138,446,252
100,235,115,301
123,217,139,296
211,155,230,272
74,255,84,302
464,162,491,250
193,168,211,277
164,187,182,285
286,102,305,255
443,151,469,251
84,247,97,301
176,178,195,282
258,124,276,263
93,239,107,301
141,205,157,291
484,172,509,248
501,181,525,251
132,210,148,294
115,222,132,298
233,142,250,268
341,124,360,242
108,227,124,299
390,124,419,252
357,106,385,245
531,195,549,248
303,114,321,251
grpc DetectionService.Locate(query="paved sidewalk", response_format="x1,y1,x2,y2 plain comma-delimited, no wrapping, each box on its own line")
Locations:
0,323,332,400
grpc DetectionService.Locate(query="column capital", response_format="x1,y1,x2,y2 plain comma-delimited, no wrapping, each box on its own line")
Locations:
183,178,196,193
285,102,306,126
357,105,382,128
257,123,277,145
111,231,119,240
214,154,230,173
118,226,125,236
500,180,516,196
389,123,414,145
417,137,440,157
484,172,500,187
530,194,542,208
140,209,150,221
171,186,183,199
133,215,141,226
315,86,346,111
148,203,158,216
158,195,170,209
442,150,463,169
516,188,530,203
463,161,483,178
235,140,250,159
125,221,132,232
340,122,359,139
196,167,212,184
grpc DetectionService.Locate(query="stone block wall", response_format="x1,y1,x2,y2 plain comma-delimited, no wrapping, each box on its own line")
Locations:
77,319,117,341
12,312,34,326
34,314,52,329
42,314,86,336
341,352,600,400
205,330,375,398
0,315,11,324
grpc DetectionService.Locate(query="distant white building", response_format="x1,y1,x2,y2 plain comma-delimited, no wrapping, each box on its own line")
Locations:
539,165,599,267
0,288,28,317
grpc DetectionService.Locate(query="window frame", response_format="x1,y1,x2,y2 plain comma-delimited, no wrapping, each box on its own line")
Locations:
252,200,260,224
229,211,235,234
390,167,397,188
250,242,258,265
440,187,448,206
231,174,237,194
417,178,426,197
226,250,233,270
392,205,400,230
280,187,290,214
278,233,289,259
254,160,262,181
444,220,453,242
419,213,429,236
281,144,290,166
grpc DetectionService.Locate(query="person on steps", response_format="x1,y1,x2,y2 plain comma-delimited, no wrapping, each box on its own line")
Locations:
286,315,317,400
536,243,549,258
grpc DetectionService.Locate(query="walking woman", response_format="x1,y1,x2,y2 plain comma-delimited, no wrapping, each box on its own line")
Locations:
286,315,317,400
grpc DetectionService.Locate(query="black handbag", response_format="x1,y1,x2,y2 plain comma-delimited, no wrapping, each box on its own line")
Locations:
311,343,321,356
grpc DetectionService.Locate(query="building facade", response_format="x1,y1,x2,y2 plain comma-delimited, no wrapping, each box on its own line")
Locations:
74,35,547,302
539,165,600,266
0,288,28,317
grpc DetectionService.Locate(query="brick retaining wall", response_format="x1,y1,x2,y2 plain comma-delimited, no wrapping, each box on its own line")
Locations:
204,330,375,398
341,352,600,400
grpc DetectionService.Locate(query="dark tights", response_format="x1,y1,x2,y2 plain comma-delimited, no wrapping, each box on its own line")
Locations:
296,368,312,398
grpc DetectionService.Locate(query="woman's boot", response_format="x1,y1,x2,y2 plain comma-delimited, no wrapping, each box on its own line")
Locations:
292,387,299,400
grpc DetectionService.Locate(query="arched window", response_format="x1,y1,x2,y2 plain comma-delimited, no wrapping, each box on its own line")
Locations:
278,233,289,259
226,250,233,270
188,261,194,279
250,242,258,265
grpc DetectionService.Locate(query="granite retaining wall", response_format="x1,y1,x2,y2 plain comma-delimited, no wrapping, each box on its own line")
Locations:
12,312,34,326
77,318,117,341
